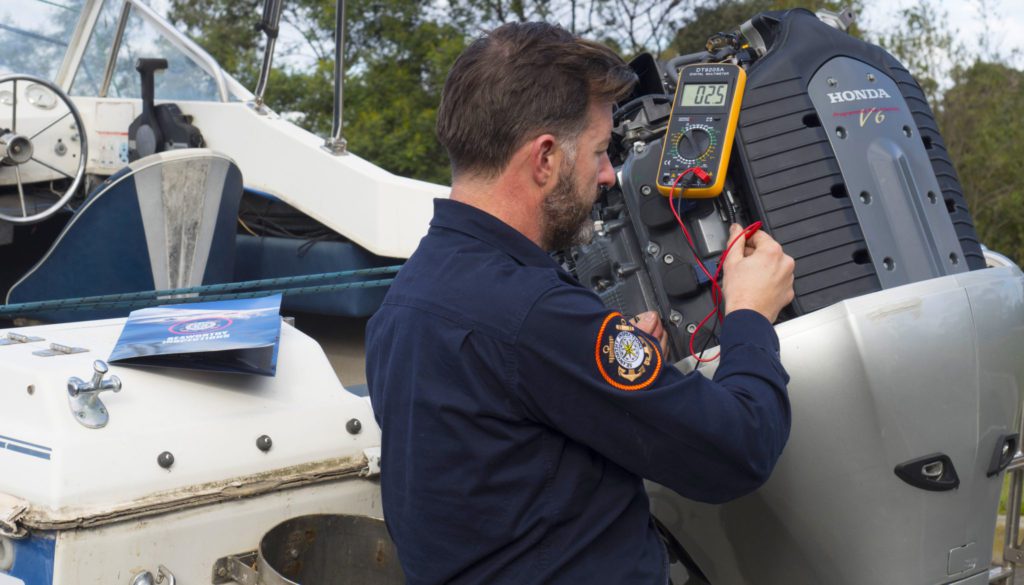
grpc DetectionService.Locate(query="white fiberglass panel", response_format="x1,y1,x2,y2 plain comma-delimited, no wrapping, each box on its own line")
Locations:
139,99,447,259
0,316,380,514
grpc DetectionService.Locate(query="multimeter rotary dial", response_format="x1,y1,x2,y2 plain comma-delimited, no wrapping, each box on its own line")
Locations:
671,125,716,164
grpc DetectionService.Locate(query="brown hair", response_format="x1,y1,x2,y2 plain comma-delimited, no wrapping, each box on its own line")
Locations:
436,22,636,179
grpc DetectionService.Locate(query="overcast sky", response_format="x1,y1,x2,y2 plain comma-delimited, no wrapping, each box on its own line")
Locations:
10,0,1024,72
862,0,1024,65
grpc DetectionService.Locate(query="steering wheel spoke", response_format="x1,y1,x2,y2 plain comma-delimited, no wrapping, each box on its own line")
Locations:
14,165,26,217
30,156,74,180
0,74,87,224
29,111,72,141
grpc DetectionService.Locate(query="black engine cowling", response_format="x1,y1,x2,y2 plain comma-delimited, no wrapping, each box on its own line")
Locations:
570,8,985,361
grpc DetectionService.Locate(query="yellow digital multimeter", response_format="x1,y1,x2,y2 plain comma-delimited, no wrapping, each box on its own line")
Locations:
656,63,746,198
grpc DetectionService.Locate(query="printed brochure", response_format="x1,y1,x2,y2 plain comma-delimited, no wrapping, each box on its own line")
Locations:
108,294,281,376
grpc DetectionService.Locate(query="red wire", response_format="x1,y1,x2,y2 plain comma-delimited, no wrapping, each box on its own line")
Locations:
667,170,720,297
666,170,763,363
687,221,762,363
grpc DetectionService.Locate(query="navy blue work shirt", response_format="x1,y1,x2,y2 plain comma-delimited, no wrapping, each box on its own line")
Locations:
366,199,791,585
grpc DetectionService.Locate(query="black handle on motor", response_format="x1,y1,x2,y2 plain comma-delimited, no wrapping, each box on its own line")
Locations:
894,453,960,492
135,58,168,116
988,434,1019,477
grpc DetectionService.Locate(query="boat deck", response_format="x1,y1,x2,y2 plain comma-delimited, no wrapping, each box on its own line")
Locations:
291,312,369,388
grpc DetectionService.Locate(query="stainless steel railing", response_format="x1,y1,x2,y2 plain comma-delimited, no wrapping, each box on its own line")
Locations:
991,401,1024,583
322,0,348,155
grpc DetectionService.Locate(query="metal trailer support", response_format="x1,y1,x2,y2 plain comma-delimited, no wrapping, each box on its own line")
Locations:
992,400,1024,583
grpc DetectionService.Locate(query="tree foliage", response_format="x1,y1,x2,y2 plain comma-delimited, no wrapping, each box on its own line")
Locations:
877,0,1024,263
447,0,689,57
671,0,863,57
166,0,874,183
939,62,1024,262
169,0,465,184
167,0,1024,263
167,0,264,87
874,0,964,109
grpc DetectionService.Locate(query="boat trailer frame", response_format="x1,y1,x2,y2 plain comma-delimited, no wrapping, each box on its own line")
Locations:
992,399,1024,583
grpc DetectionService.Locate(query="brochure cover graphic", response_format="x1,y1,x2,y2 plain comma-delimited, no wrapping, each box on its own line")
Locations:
108,294,282,376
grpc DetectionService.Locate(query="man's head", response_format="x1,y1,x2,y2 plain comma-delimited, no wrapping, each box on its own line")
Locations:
436,23,636,249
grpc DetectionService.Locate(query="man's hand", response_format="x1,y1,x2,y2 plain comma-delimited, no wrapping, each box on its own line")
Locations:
721,224,795,323
633,311,668,355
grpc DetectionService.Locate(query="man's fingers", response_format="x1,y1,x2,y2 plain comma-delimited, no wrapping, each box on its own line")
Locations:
720,224,795,322
633,311,668,353
644,317,668,354
634,311,659,330
728,223,743,242
724,224,745,268
746,229,773,248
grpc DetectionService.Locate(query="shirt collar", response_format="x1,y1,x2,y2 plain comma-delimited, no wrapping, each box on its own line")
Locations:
430,198,560,269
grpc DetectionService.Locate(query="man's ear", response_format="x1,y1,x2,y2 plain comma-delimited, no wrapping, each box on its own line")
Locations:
527,134,559,188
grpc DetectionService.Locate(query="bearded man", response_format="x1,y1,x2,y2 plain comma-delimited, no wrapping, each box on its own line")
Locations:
366,22,796,585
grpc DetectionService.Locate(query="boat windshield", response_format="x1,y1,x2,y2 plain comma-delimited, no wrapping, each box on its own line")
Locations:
71,0,223,101
0,0,83,80
1,0,246,102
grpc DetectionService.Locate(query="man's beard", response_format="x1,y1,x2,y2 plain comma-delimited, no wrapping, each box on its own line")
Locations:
540,159,599,251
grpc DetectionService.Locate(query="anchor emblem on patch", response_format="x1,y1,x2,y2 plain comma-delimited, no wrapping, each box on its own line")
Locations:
594,313,662,391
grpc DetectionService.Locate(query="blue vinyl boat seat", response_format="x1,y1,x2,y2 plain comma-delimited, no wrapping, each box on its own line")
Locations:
7,149,243,321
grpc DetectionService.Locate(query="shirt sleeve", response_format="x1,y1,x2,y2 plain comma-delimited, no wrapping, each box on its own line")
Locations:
513,284,792,504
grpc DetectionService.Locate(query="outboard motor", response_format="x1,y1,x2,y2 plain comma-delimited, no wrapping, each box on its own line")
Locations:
128,58,204,161
571,8,1024,585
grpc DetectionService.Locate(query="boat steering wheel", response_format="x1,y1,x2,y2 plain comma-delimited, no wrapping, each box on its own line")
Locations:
0,74,87,224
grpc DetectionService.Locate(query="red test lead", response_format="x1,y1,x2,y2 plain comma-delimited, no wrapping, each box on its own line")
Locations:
666,174,765,363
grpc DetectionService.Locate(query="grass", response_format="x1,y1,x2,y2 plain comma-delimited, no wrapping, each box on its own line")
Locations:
1000,473,1024,515
995,474,1021,564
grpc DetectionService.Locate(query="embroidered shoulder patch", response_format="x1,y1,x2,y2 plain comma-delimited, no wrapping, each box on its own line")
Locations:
594,312,662,391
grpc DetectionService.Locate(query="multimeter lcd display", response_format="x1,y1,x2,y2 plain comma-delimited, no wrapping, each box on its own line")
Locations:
657,63,745,198
680,83,728,107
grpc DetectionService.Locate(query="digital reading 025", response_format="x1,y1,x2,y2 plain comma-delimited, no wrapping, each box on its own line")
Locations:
680,83,727,107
